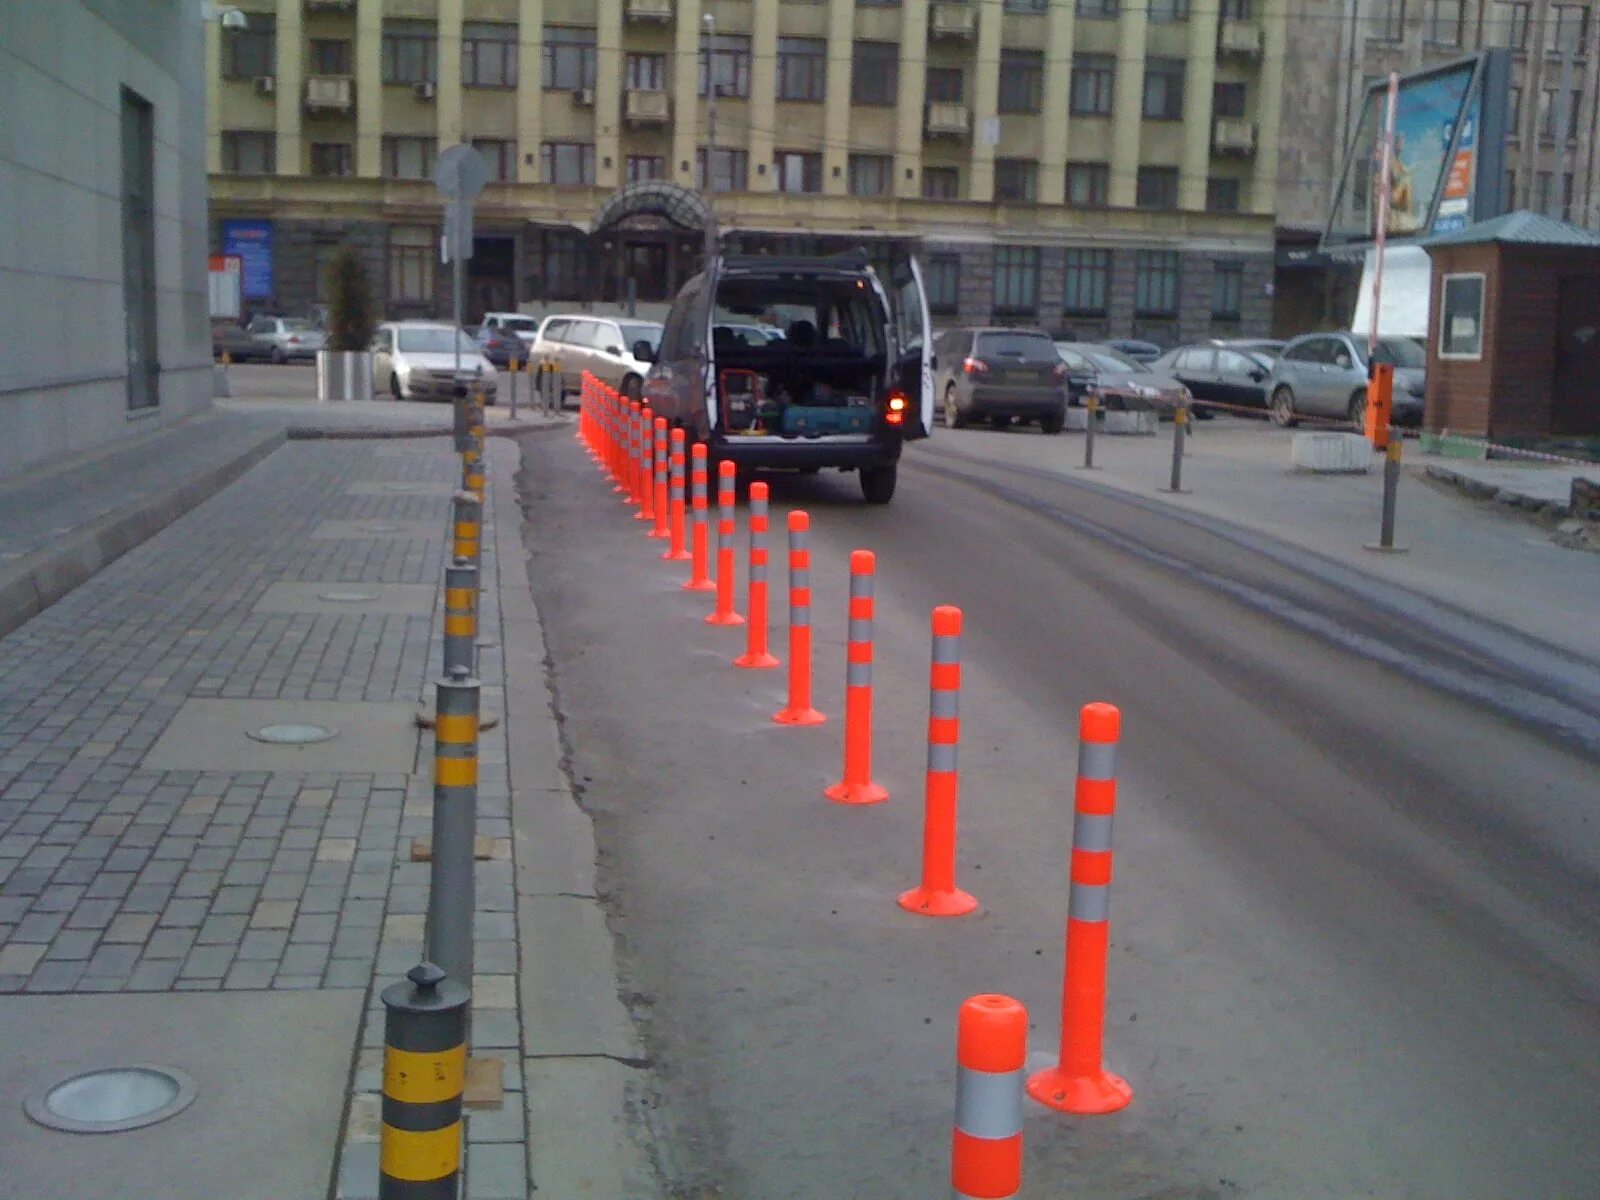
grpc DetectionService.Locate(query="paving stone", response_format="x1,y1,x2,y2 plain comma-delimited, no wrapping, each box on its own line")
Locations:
211,885,260,915
103,912,158,944
291,912,338,944
145,927,197,959
0,943,47,975
237,929,290,960
279,943,330,976
197,913,249,945
465,1141,527,1199
466,1103,525,1144
251,900,298,930
13,911,67,941
32,884,86,912
66,898,120,929
44,929,101,960
127,958,184,991
25,960,86,991
84,942,140,977
181,943,236,979
224,958,278,990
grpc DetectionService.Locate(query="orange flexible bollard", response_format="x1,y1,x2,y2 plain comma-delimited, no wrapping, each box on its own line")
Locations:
663,430,690,562
1027,702,1132,1116
649,418,670,540
898,606,976,917
825,550,887,805
627,401,644,506
952,995,1027,1200
733,482,779,670
706,460,744,625
634,404,654,520
609,388,627,493
773,511,824,725
685,444,714,591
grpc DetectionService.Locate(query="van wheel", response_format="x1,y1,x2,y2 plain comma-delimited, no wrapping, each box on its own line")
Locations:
1039,409,1065,435
622,374,642,401
860,465,897,504
390,373,404,401
943,384,968,429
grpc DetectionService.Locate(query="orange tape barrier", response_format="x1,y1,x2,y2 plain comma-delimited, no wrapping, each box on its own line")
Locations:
824,550,887,806
952,994,1027,1200
733,482,779,670
773,511,824,725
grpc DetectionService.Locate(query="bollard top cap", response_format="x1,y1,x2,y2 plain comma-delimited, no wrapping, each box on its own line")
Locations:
957,994,1028,1072
1079,701,1121,743
750,481,768,500
446,665,473,684
718,458,737,478
408,962,447,993
691,442,707,459
670,426,685,442
850,549,876,574
655,416,667,430
932,605,962,637
788,509,809,531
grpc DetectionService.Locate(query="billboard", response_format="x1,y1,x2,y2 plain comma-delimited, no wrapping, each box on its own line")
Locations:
1323,51,1510,250
221,219,274,300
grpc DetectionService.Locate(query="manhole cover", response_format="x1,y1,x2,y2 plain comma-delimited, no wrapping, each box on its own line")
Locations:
317,590,379,603
246,723,339,745
26,1065,197,1134
360,523,401,533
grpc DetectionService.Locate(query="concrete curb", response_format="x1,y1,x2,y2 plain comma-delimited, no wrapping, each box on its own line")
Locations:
1422,463,1573,518
0,428,285,640
286,419,562,442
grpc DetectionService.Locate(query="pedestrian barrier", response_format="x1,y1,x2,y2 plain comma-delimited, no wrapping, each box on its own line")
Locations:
442,557,477,677
952,994,1027,1200
898,606,976,917
685,444,714,591
773,511,824,725
380,963,468,1200
451,491,481,565
733,481,780,670
426,665,480,993
650,417,669,540
1026,702,1132,1116
664,429,690,563
634,404,654,521
706,460,745,626
825,550,887,805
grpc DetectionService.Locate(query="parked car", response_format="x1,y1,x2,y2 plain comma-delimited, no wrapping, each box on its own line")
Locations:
1266,332,1426,428
371,321,498,402
480,311,541,347
211,321,271,362
933,327,1069,432
1151,343,1277,412
1054,343,1191,412
1214,337,1286,359
642,250,932,504
530,314,663,401
1102,338,1165,364
472,324,525,368
246,316,327,363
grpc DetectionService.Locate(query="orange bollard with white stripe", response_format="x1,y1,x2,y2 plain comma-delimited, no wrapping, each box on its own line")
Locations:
649,418,669,540
706,460,744,625
1026,702,1132,1116
733,482,779,670
773,511,824,725
953,994,1027,1200
663,429,690,562
622,400,640,505
609,388,627,494
685,444,714,591
824,550,887,805
637,406,656,524
898,606,976,917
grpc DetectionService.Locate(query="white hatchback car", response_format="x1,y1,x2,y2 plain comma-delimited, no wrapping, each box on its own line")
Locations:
372,321,498,402
529,313,662,402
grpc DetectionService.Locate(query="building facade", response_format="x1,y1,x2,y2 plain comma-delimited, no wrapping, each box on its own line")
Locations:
3,0,213,480
207,0,1289,344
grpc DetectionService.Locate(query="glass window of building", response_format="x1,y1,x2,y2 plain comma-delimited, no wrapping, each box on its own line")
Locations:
544,27,597,91
848,154,893,197
1423,0,1463,45
1150,0,1191,19
1077,0,1120,16
1220,0,1252,14
389,227,435,302
1006,0,1049,11
1213,81,1247,118
1136,167,1180,209
309,142,353,177
1066,162,1110,207
999,51,1044,113
995,158,1039,203
1206,176,1242,212
1370,0,1405,41
701,34,751,97
1212,262,1244,319
309,39,351,76
463,23,517,88
472,139,516,182
927,68,964,104
1143,59,1185,120
777,38,827,101
382,20,437,84
1064,250,1112,316
382,136,435,179
853,42,899,105
775,151,822,193
1135,251,1180,316
1493,2,1530,46
627,155,665,182
223,14,274,79
1553,4,1589,46
926,255,961,313
542,142,595,185
221,131,275,174
627,53,667,91
923,166,960,199
696,148,749,191
1071,55,1116,116
993,246,1040,316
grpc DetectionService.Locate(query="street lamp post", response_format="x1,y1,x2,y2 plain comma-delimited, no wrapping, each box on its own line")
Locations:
703,12,718,263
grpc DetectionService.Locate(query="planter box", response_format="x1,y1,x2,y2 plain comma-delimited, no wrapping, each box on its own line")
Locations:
1291,431,1371,473
316,350,373,402
1102,410,1157,436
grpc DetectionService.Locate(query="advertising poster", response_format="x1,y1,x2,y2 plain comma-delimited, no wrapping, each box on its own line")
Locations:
221,219,274,300
1435,90,1480,235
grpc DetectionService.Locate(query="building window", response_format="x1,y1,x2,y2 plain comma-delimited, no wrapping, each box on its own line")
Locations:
993,247,1040,316
859,0,902,6
542,142,595,185
309,38,351,76
1569,89,1584,140
544,235,587,300
1538,89,1557,140
775,151,822,193
995,158,1039,203
1064,249,1111,316
1424,0,1463,45
382,136,434,180
1507,85,1523,127
1076,0,1120,16
1220,0,1252,14
309,142,353,177
927,67,964,104
1206,176,1242,211
382,20,436,84
1371,0,1405,41
1006,0,1049,11
1213,81,1247,118
1071,55,1116,117
462,22,517,88
923,166,960,199
701,34,751,97
853,42,899,105
627,53,667,91
1136,166,1180,209
926,254,960,313
1535,170,1553,211
472,139,515,182
544,27,597,91
628,155,665,182
1553,4,1590,47
1503,169,1516,209
1150,0,1191,19
999,51,1045,113
223,14,274,79
848,154,893,197
1135,251,1180,316
1438,273,1485,358
389,226,435,303
1211,262,1244,319
776,38,827,101
1494,1,1531,47
696,148,749,191
221,131,276,174
1066,162,1110,207
1143,59,1185,120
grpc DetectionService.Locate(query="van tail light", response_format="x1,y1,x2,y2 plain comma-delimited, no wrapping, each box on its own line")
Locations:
962,357,988,375
886,391,907,426
1053,362,1070,381
287,336,302,345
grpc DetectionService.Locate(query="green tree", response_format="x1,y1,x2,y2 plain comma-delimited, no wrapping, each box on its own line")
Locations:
325,246,376,352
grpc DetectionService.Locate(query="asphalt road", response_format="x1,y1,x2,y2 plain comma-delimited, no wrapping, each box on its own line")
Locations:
517,426,1600,1200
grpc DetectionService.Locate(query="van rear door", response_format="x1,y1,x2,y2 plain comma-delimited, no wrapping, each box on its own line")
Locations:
888,258,934,438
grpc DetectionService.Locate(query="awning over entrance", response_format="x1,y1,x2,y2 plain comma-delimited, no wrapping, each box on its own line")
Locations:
591,181,713,235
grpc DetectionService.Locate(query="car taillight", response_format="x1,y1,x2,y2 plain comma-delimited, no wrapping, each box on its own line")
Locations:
962,357,988,375
886,391,907,425
287,335,301,344
1053,362,1069,380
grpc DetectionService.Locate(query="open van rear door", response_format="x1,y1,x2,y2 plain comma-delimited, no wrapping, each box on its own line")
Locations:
889,257,934,439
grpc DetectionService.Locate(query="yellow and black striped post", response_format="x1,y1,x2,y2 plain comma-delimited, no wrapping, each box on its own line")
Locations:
442,556,477,677
381,962,467,1200
451,491,481,565
427,666,480,989
461,436,485,500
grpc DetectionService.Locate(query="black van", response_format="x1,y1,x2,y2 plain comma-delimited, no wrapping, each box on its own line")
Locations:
637,251,933,504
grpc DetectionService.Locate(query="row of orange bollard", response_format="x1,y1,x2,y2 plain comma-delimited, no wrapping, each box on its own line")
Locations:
573,372,1131,1198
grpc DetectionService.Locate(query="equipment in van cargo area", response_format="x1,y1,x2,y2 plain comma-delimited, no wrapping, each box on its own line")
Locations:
781,405,873,436
720,366,875,438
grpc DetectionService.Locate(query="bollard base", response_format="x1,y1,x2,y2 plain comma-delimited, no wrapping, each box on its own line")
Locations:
733,651,780,670
662,548,692,563
648,527,669,540
1025,1066,1133,1115
682,576,715,592
897,885,977,918
824,779,889,806
1362,542,1411,554
1158,487,1191,494
773,706,826,727
705,610,746,627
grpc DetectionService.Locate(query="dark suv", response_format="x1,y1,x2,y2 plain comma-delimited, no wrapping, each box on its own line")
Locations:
932,327,1069,433
639,251,933,504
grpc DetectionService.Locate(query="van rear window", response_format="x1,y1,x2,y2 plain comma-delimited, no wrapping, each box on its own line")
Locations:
975,333,1057,361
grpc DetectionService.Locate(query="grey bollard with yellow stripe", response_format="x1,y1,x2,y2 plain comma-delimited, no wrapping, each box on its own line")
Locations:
381,962,467,1200
442,557,477,677
451,491,481,566
426,666,479,992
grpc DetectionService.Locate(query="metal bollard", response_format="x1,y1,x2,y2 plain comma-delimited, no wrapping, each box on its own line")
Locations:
508,358,520,418
426,666,480,992
1081,394,1099,469
1364,437,1409,553
706,460,744,625
685,444,714,591
442,557,477,677
649,417,670,540
1162,405,1190,493
773,510,824,724
453,392,469,452
825,551,887,805
451,491,481,565
545,360,560,415
898,606,976,916
663,429,690,562
733,481,780,669
1027,702,1133,1115
951,994,1027,1200
461,443,485,503
380,963,468,1200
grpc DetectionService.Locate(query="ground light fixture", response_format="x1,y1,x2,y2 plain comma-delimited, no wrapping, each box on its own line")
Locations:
26,1066,197,1134
246,723,339,745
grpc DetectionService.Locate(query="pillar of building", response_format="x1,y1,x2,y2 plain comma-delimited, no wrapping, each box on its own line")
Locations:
1037,3,1078,207
274,0,304,176
205,18,222,174
823,0,857,196
356,0,383,177
671,0,705,190
1179,4,1221,211
893,0,931,200
1250,0,1287,215
969,0,1002,203
595,0,624,190
515,0,546,185
436,0,464,149
1108,5,1150,209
